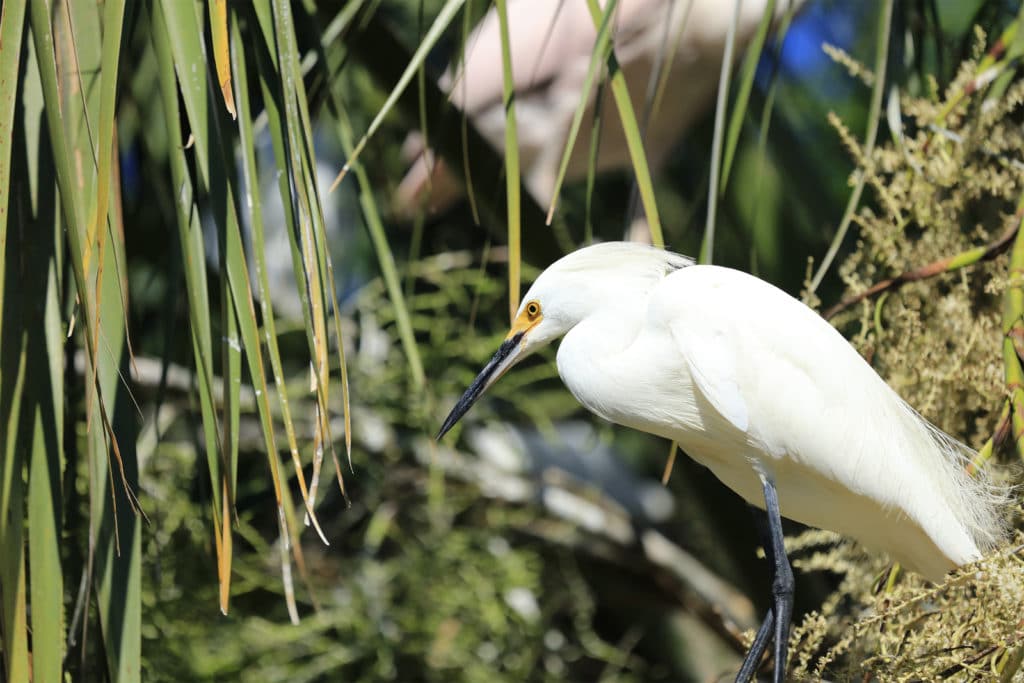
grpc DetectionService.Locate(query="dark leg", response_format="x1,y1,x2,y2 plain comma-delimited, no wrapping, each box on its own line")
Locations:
735,502,775,681
735,607,774,681
734,477,795,683
763,476,794,682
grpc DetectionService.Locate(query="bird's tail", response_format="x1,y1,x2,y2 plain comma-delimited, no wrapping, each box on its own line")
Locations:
908,402,1012,562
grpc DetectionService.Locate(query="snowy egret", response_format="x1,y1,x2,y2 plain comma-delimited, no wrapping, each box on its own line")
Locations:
437,242,1007,681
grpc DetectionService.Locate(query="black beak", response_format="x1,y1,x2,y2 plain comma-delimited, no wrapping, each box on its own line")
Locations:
437,332,525,439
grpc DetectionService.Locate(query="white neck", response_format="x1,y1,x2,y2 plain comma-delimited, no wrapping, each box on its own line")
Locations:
555,304,646,420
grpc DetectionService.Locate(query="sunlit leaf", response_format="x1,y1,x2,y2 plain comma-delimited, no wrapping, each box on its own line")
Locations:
210,0,237,119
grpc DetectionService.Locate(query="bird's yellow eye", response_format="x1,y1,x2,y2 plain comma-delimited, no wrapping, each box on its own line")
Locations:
526,301,541,320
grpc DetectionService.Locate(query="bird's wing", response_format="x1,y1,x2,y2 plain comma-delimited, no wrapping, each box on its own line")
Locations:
669,320,750,433
655,265,827,445
656,264,1010,579
657,264,869,458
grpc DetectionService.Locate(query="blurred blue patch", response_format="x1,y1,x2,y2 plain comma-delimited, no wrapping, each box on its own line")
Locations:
757,0,865,96
120,143,141,200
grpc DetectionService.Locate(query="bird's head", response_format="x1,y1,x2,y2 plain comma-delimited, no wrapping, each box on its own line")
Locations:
435,277,567,440
437,242,692,439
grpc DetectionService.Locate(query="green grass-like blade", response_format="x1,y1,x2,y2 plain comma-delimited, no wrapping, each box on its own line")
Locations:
250,19,345,497
546,0,617,227
415,0,430,214
56,1,141,677
36,6,141,676
209,77,296,622
88,228,142,683
159,0,252,615
158,0,212,181
151,0,231,611
150,0,223,545
458,2,482,226
981,4,1024,108
701,0,742,264
272,0,351,483
63,0,106,436
27,0,107,438
581,0,663,248
251,19,342,503
0,340,29,683
209,0,237,119
249,3,319,352
254,0,354,500
160,0,315,618
218,274,241,613
231,8,331,538
267,0,331,406
328,0,465,192
249,4,324,390
0,0,26,302
494,0,522,322
584,77,608,244
86,0,126,275
25,135,67,683
0,3,29,679
286,31,357,477
750,3,798,275
719,0,775,193
305,9,425,412
334,104,427,390
808,0,894,293
85,123,142,683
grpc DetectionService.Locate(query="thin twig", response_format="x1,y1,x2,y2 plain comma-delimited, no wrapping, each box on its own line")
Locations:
1001,186,1024,465
967,399,1012,476
823,219,1019,320
808,0,894,294
701,0,741,265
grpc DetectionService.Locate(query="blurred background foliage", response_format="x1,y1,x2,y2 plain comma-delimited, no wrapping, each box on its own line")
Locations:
2,0,1024,681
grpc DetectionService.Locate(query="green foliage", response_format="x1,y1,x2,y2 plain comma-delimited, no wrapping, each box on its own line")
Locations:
821,23,1024,444
791,24,1024,680
136,260,645,681
143,472,555,682
788,526,1024,681
5,0,1023,681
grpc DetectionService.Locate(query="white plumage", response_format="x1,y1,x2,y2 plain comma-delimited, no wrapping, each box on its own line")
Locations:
546,243,1005,581
438,241,1009,680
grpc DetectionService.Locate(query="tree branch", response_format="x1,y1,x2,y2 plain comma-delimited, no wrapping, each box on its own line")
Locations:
823,217,1020,320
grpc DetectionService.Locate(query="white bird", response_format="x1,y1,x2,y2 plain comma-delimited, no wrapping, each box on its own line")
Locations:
398,0,806,216
437,241,1008,682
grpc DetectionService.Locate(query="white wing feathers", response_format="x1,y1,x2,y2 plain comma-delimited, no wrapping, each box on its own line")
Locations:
672,323,750,433
656,265,1009,576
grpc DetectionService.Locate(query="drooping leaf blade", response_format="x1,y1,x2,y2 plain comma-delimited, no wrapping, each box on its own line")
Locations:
719,0,775,193
581,0,663,247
